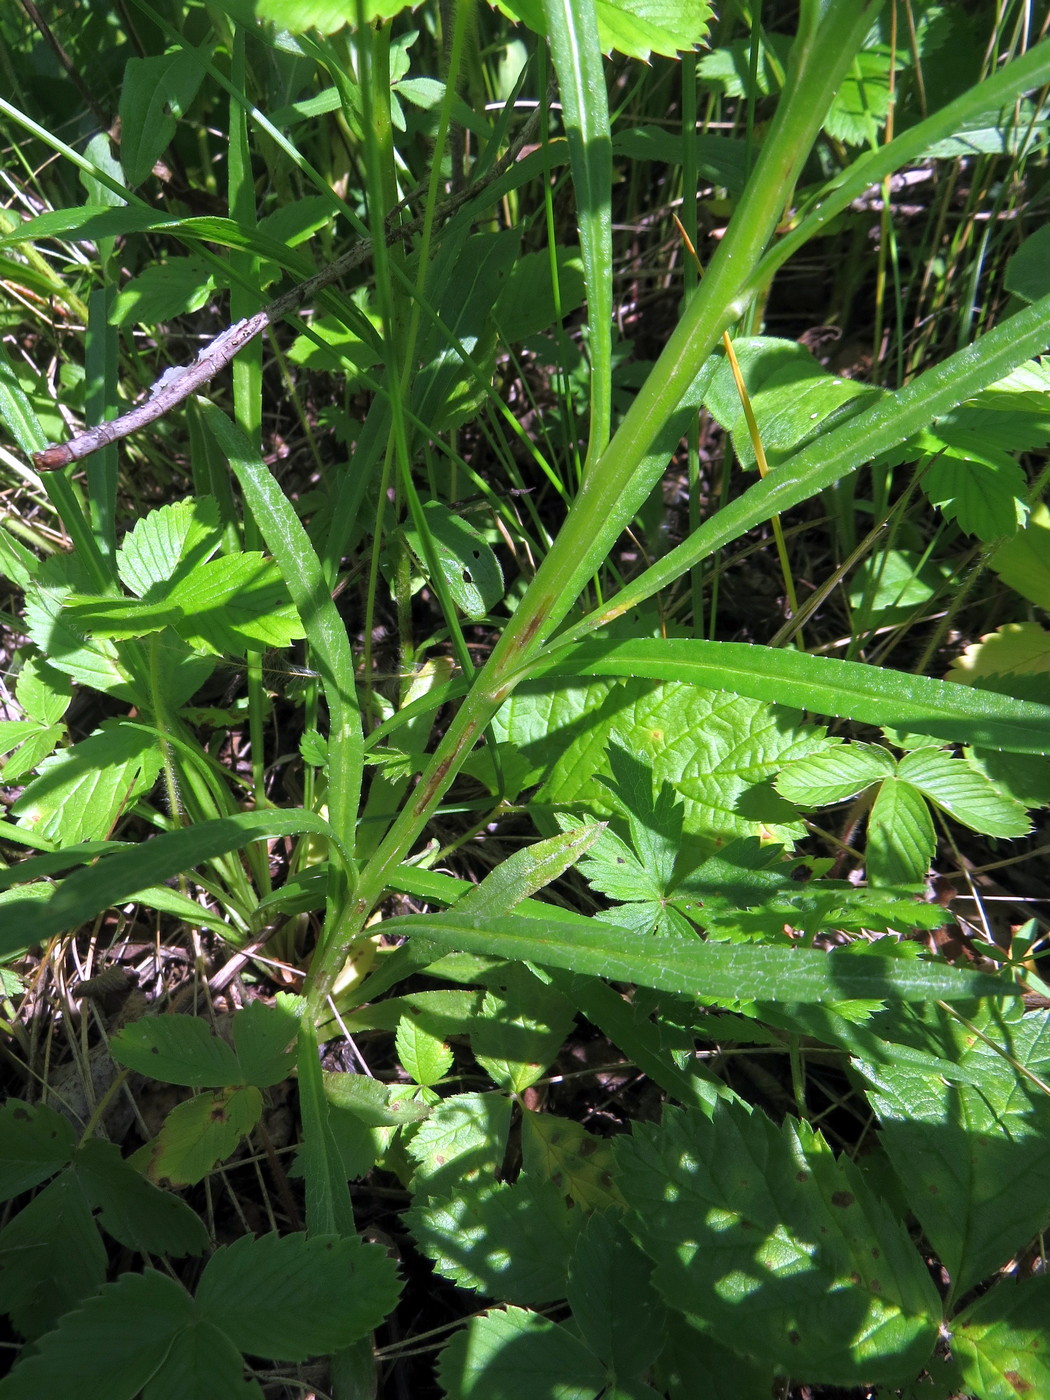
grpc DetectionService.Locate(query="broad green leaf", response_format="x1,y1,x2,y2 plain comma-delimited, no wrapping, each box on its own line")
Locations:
409,1176,579,1304
0,1268,193,1400
706,337,876,473
334,989,484,1039
412,229,520,435
990,501,1050,609
567,1212,663,1380
948,621,1050,684
699,32,793,98
849,549,953,631
252,0,414,31
76,1138,209,1257
491,676,828,849
951,1276,1050,1400
322,1072,433,1127
896,746,1030,837
110,1014,242,1087
437,1304,607,1400
866,775,934,888
0,1172,107,1339
493,246,586,343
965,745,1050,810
146,1086,262,1187
0,719,64,784
0,1099,75,1200
520,1109,623,1211
140,1319,259,1400
592,0,713,60
396,1017,453,1088
13,653,72,727
117,497,223,596
1005,224,1050,303
920,427,1029,539
11,719,163,845
120,50,208,186
166,552,304,654
529,638,1050,755
775,742,893,806
406,1092,513,1198
472,963,577,1092
62,594,183,640
0,808,342,948
196,1232,403,1360
613,126,749,195
859,1001,1050,1296
661,1319,775,1400
617,1102,939,1384
109,257,216,327
230,997,299,1088
376,907,1018,1004
404,502,504,621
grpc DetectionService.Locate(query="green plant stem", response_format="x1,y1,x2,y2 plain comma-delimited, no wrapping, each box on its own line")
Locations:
304,0,886,1015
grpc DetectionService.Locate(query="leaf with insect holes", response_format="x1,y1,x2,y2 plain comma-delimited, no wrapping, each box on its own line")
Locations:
76,1138,209,1257
119,50,208,187
0,1100,76,1200
146,1086,262,1187
111,1014,242,1087
859,999,1050,1296
404,501,504,621
617,1101,939,1385
11,719,163,845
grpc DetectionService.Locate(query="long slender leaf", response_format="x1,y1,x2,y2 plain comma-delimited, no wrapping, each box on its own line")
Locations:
542,0,612,466
376,910,1018,1004
525,638,1050,754
199,406,363,847
0,810,337,949
561,286,1050,640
